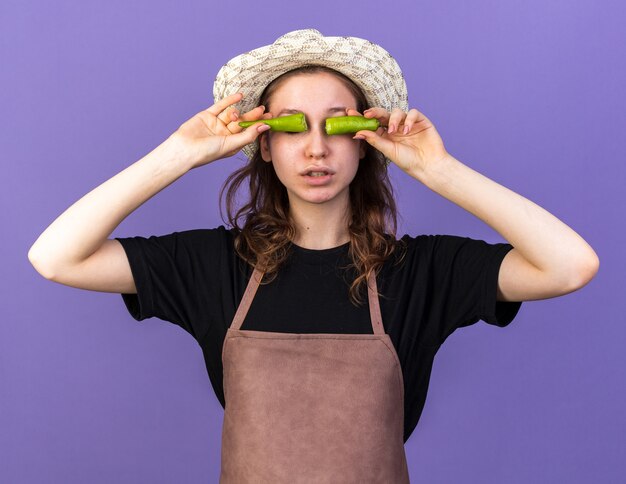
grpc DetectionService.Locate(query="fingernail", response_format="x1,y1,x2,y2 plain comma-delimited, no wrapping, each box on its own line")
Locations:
353,134,365,140
403,125,409,135
388,124,395,134
257,124,271,132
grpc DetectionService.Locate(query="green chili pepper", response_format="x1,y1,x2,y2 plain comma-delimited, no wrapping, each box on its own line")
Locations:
238,113,307,132
325,116,380,135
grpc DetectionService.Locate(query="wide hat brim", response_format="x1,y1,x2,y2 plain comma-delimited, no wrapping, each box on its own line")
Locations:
212,29,409,160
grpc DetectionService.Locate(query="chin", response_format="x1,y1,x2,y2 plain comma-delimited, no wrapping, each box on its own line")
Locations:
304,194,337,204
291,190,340,205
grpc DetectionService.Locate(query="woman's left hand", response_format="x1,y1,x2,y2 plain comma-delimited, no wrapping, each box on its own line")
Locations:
347,107,449,177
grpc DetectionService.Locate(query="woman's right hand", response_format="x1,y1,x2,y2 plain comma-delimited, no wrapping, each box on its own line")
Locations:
170,92,271,169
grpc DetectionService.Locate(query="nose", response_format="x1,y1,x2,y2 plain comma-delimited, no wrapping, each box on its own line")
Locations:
304,124,329,159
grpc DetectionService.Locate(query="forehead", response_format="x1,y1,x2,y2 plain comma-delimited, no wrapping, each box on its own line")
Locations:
267,71,358,109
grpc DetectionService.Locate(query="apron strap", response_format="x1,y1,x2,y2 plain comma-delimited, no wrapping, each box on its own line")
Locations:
231,267,385,335
367,271,385,335
231,267,264,331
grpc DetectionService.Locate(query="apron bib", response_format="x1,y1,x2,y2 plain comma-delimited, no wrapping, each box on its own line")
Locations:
220,267,410,483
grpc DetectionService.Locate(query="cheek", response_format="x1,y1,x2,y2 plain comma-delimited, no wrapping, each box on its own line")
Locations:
272,163,290,185
342,139,364,165
269,156,298,187
267,134,300,159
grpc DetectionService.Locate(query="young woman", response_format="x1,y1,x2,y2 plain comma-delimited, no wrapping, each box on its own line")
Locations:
28,30,599,482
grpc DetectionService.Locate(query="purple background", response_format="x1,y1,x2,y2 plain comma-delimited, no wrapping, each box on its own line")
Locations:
3,0,624,482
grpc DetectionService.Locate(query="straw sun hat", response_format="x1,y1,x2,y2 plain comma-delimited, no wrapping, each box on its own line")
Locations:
212,29,409,159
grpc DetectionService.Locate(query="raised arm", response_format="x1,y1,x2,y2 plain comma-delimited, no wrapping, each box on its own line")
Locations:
28,93,270,293
352,107,599,302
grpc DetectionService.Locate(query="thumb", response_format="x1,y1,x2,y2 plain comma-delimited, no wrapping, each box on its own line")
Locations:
222,122,271,154
354,130,397,161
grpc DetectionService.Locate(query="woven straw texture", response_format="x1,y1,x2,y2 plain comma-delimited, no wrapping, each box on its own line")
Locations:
213,29,408,160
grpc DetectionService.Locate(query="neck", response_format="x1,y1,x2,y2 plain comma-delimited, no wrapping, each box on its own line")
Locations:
289,196,351,250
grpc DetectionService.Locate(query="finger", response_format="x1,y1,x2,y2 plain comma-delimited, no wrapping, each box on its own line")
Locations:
226,113,272,133
363,107,390,125
352,129,397,161
225,106,270,134
218,106,239,126
374,126,386,136
346,108,363,116
402,108,420,134
238,105,267,122
222,122,271,153
402,108,432,135
387,108,406,135
206,92,244,116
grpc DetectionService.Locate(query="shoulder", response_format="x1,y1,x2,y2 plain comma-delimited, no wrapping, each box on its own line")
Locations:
115,225,239,262
382,233,511,274
127,225,236,246
168,225,236,244
394,233,507,254
387,233,464,262
396,233,479,248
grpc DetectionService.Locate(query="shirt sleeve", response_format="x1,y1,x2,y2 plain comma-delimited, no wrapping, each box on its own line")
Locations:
426,235,522,345
114,227,228,341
